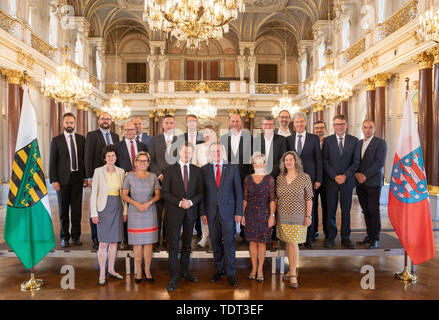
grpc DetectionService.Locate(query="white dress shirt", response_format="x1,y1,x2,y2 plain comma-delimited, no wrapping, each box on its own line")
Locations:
99,127,113,145
212,160,224,177
178,160,193,208
125,138,138,163
361,136,374,159
295,131,307,152
264,134,273,158
188,131,197,147
336,133,346,148
277,127,291,137
231,130,241,155
64,131,78,172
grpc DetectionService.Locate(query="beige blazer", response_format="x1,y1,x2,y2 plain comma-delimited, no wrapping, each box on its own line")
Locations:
90,165,127,218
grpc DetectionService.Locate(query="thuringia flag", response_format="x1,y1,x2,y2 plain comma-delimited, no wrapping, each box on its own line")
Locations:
388,91,435,265
4,85,55,269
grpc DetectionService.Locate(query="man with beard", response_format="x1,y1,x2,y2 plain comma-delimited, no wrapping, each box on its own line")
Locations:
49,113,87,248
276,110,292,137
85,112,120,249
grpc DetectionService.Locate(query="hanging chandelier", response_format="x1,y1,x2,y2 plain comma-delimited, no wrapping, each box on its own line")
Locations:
272,90,300,117
417,4,439,42
102,87,131,122
143,0,245,48
41,47,91,103
187,83,217,120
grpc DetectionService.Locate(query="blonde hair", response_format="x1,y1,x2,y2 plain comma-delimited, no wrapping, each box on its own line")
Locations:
135,151,150,162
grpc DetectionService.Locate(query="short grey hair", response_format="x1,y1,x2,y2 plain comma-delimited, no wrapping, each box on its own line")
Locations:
292,111,307,122
250,152,266,164
279,151,304,175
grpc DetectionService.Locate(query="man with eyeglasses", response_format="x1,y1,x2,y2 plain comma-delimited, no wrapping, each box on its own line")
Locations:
115,121,147,249
276,110,292,137
322,114,359,249
85,112,120,249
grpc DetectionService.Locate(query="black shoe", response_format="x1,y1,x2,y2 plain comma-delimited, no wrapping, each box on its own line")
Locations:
119,241,128,250
210,271,224,282
167,279,177,292
314,231,319,239
92,239,99,250
368,240,380,249
324,239,335,248
60,239,69,248
72,239,82,246
228,276,238,287
357,236,371,245
134,277,142,284
304,240,313,248
181,273,198,283
341,239,355,249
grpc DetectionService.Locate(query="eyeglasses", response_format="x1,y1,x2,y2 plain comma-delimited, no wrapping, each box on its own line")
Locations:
136,160,150,163
333,123,346,127
124,128,135,131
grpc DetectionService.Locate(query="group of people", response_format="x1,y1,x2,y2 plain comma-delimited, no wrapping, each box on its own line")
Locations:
48,109,387,291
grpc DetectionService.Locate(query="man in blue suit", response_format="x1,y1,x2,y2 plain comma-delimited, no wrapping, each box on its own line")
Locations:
355,120,387,249
201,142,243,287
287,111,322,248
322,114,360,249
132,117,152,150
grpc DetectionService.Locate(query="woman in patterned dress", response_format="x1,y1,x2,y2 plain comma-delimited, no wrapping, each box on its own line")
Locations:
122,152,161,283
241,152,276,283
276,151,313,288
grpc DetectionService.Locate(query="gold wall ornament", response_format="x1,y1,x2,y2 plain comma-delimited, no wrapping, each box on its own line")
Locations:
361,53,378,72
149,111,156,118
157,109,166,117
1,69,23,85
363,78,376,91
175,81,230,92
413,51,434,70
16,49,35,70
248,111,256,118
76,100,89,111
378,0,418,38
255,84,299,95
89,75,98,88
105,83,149,94
31,33,56,60
0,9,15,34
239,109,247,117
344,36,366,62
373,73,392,88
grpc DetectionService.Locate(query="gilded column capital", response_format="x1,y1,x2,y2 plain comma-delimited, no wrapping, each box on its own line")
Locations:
413,51,434,70
228,109,237,116
312,103,324,112
239,109,247,117
166,108,176,116
429,46,439,65
363,78,375,91
248,111,256,118
149,111,156,118
157,109,165,117
76,100,89,111
1,69,23,85
94,107,102,116
373,73,392,88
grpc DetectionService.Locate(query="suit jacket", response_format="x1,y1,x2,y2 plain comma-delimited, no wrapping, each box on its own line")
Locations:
89,165,127,218
201,163,243,221
161,163,204,221
322,134,360,187
149,133,182,177
220,129,253,184
356,136,387,187
287,132,323,183
124,133,151,150
115,140,148,172
49,133,86,185
183,132,205,145
85,129,120,179
252,133,287,179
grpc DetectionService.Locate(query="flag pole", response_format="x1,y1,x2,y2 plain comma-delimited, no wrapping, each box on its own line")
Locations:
393,77,416,283
16,71,45,292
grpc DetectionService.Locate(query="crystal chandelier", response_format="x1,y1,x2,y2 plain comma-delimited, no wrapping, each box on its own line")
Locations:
187,83,217,120
272,90,300,117
102,87,131,122
418,4,439,42
41,47,91,103
143,0,245,48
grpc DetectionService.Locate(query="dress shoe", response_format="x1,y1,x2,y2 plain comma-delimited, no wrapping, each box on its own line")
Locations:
271,240,280,250
304,240,313,248
98,278,106,286
92,239,99,250
357,236,371,245
314,231,319,239
368,240,380,249
119,241,128,250
181,273,198,282
134,277,142,284
228,276,238,287
60,239,69,248
167,279,177,292
163,240,168,250
210,271,224,282
107,272,124,280
153,243,159,252
341,239,356,249
324,239,335,248
72,239,82,246
289,275,298,289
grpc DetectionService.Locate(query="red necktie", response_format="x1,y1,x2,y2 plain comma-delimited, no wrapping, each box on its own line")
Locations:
216,164,221,188
130,140,136,171
136,135,140,143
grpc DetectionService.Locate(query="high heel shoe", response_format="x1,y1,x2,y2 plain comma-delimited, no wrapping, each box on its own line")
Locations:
257,274,264,283
282,268,299,281
134,277,142,284
248,273,256,280
289,275,298,289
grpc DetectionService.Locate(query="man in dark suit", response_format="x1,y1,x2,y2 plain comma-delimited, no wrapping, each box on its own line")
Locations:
162,142,204,292
313,120,328,240
115,121,147,249
355,120,387,249
132,116,152,149
287,112,323,248
276,110,292,137
322,114,360,249
149,114,182,249
201,142,243,287
252,115,287,249
85,111,120,249
49,113,86,248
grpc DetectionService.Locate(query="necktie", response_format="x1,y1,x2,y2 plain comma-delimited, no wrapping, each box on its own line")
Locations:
105,132,111,145
183,164,188,193
215,164,221,188
136,135,140,143
297,135,303,156
70,135,77,171
130,140,136,171
338,137,344,157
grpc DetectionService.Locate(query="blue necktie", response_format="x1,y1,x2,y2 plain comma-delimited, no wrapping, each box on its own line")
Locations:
70,135,77,171
105,132,111,145
297,135,303,156
338,137,344,157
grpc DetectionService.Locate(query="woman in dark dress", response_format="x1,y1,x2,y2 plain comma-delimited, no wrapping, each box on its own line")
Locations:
241,152,276,283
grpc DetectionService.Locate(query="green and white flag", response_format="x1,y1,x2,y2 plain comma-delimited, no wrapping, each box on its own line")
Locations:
4,85,55,270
